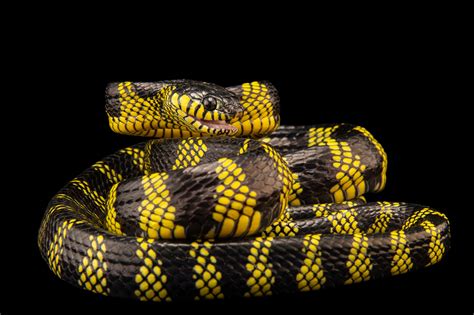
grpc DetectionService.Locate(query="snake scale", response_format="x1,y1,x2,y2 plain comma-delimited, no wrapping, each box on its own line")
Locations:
38,80,450,301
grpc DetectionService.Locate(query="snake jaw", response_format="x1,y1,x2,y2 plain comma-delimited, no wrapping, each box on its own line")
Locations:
178,108,239,135
194,117,238,134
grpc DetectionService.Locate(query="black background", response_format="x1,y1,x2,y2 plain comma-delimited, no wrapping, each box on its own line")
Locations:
2,18,470,314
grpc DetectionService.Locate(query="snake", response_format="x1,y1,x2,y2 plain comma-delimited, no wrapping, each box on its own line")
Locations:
38,80,450,301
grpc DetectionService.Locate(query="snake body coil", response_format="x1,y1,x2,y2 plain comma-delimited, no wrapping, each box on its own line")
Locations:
38,80,450,301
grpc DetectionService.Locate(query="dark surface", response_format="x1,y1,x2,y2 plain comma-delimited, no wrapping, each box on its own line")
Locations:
3,34,469,314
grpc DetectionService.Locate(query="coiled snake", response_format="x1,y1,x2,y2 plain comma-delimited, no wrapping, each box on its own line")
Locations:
38,80,450,301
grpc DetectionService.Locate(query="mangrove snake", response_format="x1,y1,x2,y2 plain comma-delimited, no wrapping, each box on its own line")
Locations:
38,80,450,301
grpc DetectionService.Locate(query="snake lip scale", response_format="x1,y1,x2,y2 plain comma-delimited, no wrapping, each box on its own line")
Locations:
193,117,238,133
38,80,450,302
177,103,240,136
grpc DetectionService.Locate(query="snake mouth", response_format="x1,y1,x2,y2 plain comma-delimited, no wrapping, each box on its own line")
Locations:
177,107,239,135
181,111,238,135
194,118,238,134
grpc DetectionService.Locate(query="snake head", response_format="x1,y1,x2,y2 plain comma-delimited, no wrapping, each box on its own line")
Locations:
169,81,243,135
105,80,279,138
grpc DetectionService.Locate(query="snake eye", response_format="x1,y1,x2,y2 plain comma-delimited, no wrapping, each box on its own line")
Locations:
203,96,218,111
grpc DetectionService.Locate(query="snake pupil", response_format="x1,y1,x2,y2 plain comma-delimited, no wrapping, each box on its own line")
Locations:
203,96,218,111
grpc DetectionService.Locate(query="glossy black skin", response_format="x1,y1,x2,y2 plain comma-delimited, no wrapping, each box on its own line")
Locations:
38,124,450,300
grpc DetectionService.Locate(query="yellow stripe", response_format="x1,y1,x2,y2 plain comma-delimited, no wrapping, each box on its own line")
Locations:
421,220,446,266
134,238,171,302
401,208,447,230
262,220,299,237
47,219,81,278
105,183,123,235
187,102,198,117
203,111,213,120
244,237,274,297
390,230,414,275
296,234,326,291
137,172,185,239
194,106,205,119
212,158,261,238
189,242,224,300
171,138,208,170
327,209,361,234
77,235,109,295
344,234,371,284
308,126,368,202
